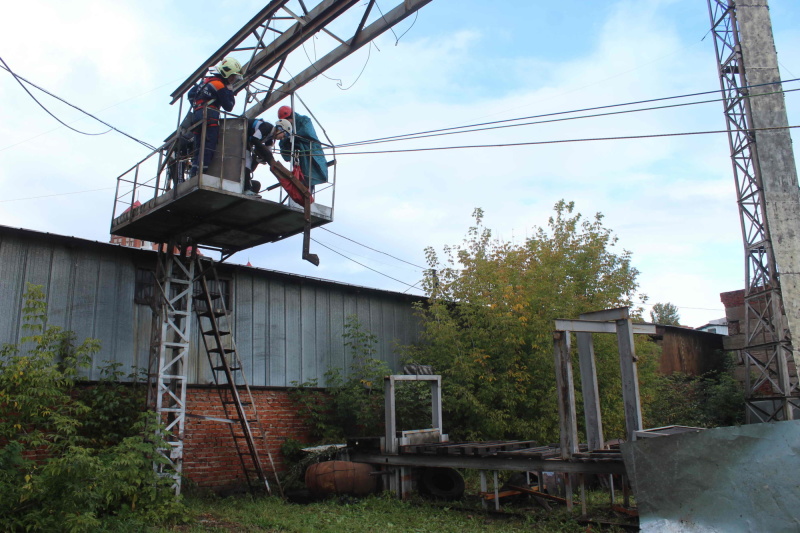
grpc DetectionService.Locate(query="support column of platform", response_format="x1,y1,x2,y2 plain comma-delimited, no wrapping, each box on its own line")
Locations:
147,243,195,494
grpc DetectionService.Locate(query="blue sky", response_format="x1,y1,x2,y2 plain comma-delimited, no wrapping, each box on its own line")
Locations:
2,0,800,327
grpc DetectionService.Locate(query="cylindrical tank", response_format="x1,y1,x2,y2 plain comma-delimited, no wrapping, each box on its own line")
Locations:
305,461,377,497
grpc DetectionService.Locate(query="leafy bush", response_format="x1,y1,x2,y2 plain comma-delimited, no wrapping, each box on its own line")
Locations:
290,316,390,443
401,202,648,442
643,351,745,428
0,284,185,532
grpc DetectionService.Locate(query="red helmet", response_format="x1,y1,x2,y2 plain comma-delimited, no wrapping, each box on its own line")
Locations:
278,105,292,119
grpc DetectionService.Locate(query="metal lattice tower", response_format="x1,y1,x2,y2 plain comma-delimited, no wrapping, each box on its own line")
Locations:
707,0,800,422
146,243,196,492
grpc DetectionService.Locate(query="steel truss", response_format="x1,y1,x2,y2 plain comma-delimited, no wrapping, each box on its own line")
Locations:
147,242,196,492
168,0,433,121
707,0,798,422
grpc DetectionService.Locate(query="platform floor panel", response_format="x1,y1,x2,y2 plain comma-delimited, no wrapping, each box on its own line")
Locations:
111,175,332,252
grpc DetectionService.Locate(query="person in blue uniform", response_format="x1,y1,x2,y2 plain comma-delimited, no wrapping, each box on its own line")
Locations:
187,57,242,177
243,118,289,196
277,105,328,189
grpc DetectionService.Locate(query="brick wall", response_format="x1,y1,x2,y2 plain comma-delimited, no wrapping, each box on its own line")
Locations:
183,386,311,491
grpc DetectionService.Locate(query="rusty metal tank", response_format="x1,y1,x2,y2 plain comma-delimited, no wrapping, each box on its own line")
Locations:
305,461,377,496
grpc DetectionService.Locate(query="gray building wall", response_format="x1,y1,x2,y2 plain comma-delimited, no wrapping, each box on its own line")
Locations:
0,225,425,386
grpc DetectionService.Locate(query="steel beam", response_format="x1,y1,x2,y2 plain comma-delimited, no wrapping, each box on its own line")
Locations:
170,0,290,103
554,319,655,335
245,0,434,119
349,452,626,476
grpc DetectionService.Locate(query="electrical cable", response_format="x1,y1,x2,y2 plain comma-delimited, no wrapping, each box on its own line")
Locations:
394,10,419,45
0,75,183,153
373,1,400,43
0,58,158,151
0,187,116,203
326,124,800,156
311,238,420,290
302,35,374,91
335,78,800,148
320,227,427,269
338,87,800,148
1,56,111,137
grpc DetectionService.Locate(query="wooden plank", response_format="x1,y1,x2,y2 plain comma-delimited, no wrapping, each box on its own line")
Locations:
251,276,268,386
268,278,287,386
70,250,100,378
553,331,579,459
315,286,331,379
616,318,643,441
284,282,302,384
0,234,26,345
22,242,53,294
110,259,136,376
235,272,255,383
46,246,73,330
576,331,604,451
300,283,317,382
328,290,345,376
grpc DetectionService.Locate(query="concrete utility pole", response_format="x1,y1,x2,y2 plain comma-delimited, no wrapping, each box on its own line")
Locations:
708,0,800,422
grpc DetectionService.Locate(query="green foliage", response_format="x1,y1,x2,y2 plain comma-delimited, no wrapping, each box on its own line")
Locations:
402,202,649,443
290,316,391,443
644,352,745,428
0,284,185,532
650,302,681,325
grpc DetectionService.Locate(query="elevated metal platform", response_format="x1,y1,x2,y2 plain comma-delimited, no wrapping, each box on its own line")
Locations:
111,174,331,253
110,116,334,256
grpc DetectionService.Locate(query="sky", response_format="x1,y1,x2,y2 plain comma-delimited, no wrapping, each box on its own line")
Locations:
2,0,800,327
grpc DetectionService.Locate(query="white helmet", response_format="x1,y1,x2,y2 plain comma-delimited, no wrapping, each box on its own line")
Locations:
218,57,242,79
275,119,293,136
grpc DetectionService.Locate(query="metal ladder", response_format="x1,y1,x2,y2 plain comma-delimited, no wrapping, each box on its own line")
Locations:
194,256,283,496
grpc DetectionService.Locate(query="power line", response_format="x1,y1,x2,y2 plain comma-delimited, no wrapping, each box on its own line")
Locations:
336,78,800,148
327,124,800,156
0,56,111,137
311,238,421,291
339,87,800,149
0,58,158,151
0,75,183,153
320,227,427,269
0,187,115,203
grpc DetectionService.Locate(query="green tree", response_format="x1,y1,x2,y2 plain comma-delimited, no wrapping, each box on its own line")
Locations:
402,201,658,443
650,302,681,325
0,284,184,532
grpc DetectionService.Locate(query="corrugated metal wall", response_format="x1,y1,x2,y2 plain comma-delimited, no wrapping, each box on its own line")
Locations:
0,226,424,386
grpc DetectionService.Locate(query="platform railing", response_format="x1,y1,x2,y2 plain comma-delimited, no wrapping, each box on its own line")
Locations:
111,112,336,222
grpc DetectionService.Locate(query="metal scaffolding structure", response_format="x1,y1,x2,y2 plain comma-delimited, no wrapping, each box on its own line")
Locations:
707,0,800,422
146,242,196,491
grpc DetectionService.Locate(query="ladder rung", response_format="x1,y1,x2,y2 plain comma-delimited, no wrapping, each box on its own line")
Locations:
223,400,252,406
203,329,230,336
198,310,228,318
212,365,241,372
208,348,235,355
199,292,223,301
